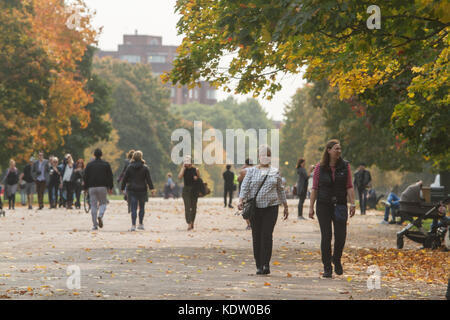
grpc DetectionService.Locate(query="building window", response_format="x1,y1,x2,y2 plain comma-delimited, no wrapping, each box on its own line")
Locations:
170,88,176,98
207,89,216,100
120,55,141,64
194,89,199,99
148,55,166,63
149,39,159,46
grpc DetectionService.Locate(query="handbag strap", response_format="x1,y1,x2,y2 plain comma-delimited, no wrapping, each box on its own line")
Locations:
254,172,269,199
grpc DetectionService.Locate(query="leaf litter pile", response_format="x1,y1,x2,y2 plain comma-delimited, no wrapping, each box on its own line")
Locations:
342,248,449,284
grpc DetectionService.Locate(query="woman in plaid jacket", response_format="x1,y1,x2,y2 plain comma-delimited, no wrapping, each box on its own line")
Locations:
238,145,289,275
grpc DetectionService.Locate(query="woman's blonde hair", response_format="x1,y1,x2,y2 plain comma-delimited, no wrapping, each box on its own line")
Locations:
9,159,15,167
132,150,144,163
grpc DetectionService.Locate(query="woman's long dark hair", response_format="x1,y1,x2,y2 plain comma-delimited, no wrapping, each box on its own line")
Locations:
296,158,305,169
320,139,341,168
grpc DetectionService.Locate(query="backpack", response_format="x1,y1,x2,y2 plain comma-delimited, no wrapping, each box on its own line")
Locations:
6,170,19,185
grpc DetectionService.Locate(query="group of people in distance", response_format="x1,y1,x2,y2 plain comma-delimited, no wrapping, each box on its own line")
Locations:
0,151,86,211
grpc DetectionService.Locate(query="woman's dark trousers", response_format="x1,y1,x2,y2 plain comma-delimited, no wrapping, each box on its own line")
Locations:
224,187,233,206
48,182,59,208
182,186,198,224
8,194,15,209
63,181,74,208
316,202,347,268
250,205,278,269
129,191,146,225
298,192,306,217
74,183,82,208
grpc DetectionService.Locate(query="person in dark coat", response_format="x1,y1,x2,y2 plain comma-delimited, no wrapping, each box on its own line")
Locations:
83,148,114,231
121,150,155,231
2,159,20,210
118,150,135,213
296,158,308,220
223,165,235,208
353,163,371,215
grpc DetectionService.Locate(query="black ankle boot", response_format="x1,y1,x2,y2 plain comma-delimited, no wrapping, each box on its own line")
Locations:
256,267,263,275
262,265,270,275
333,261,343,275
322,265,332,278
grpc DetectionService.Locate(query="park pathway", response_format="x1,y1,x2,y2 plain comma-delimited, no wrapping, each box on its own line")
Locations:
0,198,447,299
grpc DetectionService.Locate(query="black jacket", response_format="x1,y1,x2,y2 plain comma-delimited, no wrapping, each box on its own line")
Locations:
83,159,114,190
223,170,234,189
317,159,349,205
120,161,154,193
354,169,371,191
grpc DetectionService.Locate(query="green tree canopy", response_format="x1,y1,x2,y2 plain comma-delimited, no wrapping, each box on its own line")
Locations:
166,0,449,169
94,58,180,182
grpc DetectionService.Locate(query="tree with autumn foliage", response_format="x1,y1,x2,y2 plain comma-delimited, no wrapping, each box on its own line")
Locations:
166,0,449,170
0,0,99,167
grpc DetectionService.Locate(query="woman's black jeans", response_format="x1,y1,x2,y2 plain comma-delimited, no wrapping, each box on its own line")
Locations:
250,205,279,269
298,194,306,217
74,183,82,208
129,191,147,226
316,202,347,268
48,182,59,207
63,181,74,208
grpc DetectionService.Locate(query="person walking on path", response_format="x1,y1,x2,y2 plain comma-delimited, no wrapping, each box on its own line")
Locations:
120,151,155,231
238,158,254,230
19,157,35,209
32,151,49,210
353,163,371,215
48,157,61,209
2,159,20,210
296,158,308,220
223,165,235,208
73,159,85,210
118,150,135,214
83,148,114,231
61,155,75,210
178,155,200,231
309,139,356,278
238,145,289,275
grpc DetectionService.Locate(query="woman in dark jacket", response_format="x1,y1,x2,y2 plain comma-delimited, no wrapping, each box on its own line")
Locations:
118,150,135,214
3,159,20,210
178,155,201,231
120,150,155,231
73,159,85,209
296,158,308,220
48,157,61,209
309,139,356,278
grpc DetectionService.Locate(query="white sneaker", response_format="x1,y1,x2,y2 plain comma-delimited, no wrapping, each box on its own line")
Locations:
137,224,144,230
381,200,391,207
380,220,389,225
129,225,136,232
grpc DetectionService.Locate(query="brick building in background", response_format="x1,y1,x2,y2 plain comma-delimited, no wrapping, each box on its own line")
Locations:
96,32,217,105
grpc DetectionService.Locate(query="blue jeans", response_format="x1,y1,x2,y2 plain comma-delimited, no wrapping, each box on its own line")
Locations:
129,191,147,226
383,203,399,221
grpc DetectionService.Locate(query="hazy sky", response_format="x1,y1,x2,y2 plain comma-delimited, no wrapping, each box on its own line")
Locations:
83,0,306,121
